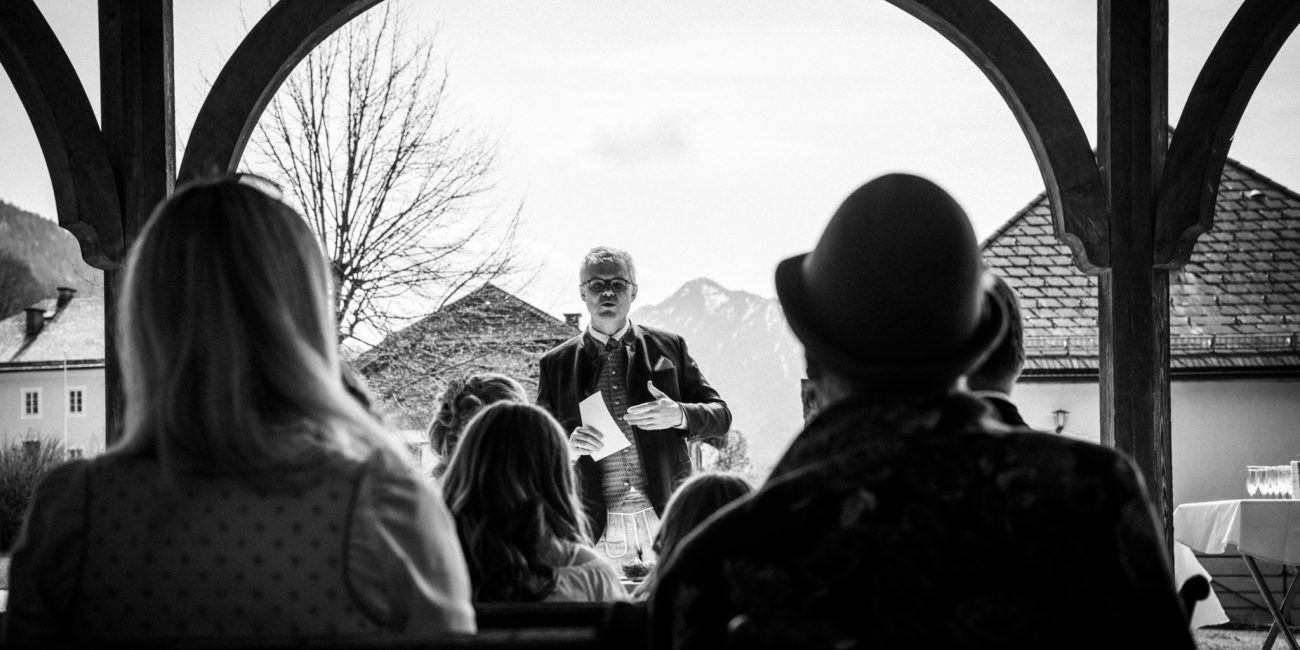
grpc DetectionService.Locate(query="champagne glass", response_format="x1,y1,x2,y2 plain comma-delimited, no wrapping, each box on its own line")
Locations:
1248,466,1262,498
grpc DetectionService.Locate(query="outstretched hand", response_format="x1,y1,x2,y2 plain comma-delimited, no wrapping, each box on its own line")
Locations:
624,381,686,430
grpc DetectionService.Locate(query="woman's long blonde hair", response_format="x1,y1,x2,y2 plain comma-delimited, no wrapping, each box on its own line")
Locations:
441,402,590,601
112,176,399,479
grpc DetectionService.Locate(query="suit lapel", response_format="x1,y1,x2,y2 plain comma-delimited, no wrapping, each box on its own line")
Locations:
627,323,652,405
572,336,599,399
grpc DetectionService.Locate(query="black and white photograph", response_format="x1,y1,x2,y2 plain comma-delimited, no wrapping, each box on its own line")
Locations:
0,1,1298,647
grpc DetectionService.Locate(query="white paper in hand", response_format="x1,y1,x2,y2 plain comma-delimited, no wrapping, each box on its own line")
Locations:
579,391,632,461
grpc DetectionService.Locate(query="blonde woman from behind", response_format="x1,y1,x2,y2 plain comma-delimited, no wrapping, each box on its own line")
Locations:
3,176,475,645
443,402,626,602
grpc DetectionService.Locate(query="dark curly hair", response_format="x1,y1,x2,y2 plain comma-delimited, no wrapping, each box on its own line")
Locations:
428,373,527,478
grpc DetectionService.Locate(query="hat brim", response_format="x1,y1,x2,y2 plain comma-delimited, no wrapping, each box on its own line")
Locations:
775,253,1009,389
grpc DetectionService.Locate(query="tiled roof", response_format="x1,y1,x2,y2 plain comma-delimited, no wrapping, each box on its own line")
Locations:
982,158,1300,375
355,283,579,428
0,295,105,368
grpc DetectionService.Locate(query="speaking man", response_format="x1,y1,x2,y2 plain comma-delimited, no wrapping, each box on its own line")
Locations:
537,246,731,562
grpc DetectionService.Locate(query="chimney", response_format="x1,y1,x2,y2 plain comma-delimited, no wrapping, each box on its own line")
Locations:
564,313,582,328
24,307,46,338
55,286,76,312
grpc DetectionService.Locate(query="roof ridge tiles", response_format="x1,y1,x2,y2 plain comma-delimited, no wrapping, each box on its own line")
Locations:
980,191,1048,251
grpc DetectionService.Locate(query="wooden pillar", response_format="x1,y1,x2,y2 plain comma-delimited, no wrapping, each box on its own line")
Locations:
1097,0,1172,547
99,0,175,445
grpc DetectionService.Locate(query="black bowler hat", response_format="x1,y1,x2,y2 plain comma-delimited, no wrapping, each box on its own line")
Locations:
775,174,1008,390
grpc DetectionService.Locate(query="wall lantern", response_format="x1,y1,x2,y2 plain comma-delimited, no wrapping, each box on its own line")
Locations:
1053,409,1069,434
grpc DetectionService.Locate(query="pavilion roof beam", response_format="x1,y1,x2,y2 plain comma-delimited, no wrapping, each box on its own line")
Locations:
177,0,383,182
1155,1,1300,269
885,0,1109,273
0,0,123,269
1097,0,1172,548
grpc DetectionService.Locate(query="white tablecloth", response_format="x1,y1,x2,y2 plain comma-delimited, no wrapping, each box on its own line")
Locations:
1175,500,1300,565
1173,540,1230,628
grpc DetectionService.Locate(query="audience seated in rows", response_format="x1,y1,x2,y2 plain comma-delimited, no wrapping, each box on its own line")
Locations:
630,472,752,602
2,176,476,645
429,373,528,479
442,402,627,603
651,174,1195,649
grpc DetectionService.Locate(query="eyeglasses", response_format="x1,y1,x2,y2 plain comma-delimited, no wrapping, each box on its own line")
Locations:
580,278,635,294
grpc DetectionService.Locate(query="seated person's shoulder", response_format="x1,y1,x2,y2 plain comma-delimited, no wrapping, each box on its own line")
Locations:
1000,429,1139,473
569,544,607,566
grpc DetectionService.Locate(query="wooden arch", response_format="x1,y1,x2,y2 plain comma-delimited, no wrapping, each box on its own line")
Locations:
177,0,382,181
1156,1,1300,269
884,0,1298,544
1,0,1297,546
884,0,1109,272
0,0,123,268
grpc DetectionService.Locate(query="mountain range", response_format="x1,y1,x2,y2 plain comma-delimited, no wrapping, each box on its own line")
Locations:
632,278,804,474
0,201,104,318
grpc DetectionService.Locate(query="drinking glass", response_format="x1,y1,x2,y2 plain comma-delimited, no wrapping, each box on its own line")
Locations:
1248,466,1262,498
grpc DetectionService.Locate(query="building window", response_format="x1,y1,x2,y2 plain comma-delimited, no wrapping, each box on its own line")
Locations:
68,447,85,460
68,388,85,416
21,388,41,419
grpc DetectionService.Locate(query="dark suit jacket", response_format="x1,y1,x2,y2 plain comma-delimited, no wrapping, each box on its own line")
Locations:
653,394,1193,650
974,392,1027,427
537,322,731,542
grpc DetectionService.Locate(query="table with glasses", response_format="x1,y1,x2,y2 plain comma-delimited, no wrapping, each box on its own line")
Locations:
1175,500,1300,650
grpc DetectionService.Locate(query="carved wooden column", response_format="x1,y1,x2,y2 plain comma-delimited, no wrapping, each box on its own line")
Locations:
1097,0,1172,545
99,0,175,445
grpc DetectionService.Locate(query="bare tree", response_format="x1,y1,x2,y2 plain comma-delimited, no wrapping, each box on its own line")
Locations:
250,2,520,345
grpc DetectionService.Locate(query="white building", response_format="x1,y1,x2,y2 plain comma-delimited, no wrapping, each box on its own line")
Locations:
0,288,105,456
982,157,1300,624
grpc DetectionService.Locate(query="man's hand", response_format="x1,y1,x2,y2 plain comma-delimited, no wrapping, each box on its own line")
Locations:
624,381,686,430
568,425,604,458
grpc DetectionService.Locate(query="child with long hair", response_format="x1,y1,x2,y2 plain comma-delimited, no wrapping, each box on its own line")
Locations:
428,373,527,479
3,176,475,644
631,472,752,600
442,402,626,602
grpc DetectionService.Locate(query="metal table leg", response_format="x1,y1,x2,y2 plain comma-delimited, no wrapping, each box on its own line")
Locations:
1264,568,1300,650
1242,555,1300,650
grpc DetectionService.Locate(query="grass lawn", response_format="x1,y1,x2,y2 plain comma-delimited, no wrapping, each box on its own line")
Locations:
1197,624,1285,649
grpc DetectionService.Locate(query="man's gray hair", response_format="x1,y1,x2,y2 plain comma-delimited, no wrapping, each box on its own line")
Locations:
580,246,637,282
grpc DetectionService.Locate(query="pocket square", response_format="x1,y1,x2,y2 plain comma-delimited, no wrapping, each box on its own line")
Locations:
653,357,676,372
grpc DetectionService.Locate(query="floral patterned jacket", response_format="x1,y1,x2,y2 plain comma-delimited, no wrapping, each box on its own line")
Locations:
651,393,1194,650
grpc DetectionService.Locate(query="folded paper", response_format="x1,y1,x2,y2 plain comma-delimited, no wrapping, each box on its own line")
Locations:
580,391,632,461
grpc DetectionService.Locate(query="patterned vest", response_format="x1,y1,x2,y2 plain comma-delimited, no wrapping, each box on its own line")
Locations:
594,336,653,513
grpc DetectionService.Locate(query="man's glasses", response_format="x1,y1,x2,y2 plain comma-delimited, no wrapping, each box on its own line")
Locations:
580,278,635,294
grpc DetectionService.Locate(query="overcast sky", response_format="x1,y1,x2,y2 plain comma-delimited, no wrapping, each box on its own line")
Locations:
2,1,1297,333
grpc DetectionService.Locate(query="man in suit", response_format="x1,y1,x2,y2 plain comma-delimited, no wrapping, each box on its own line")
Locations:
652,175,1192,649
537,246,731,562
967,272,1028,427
